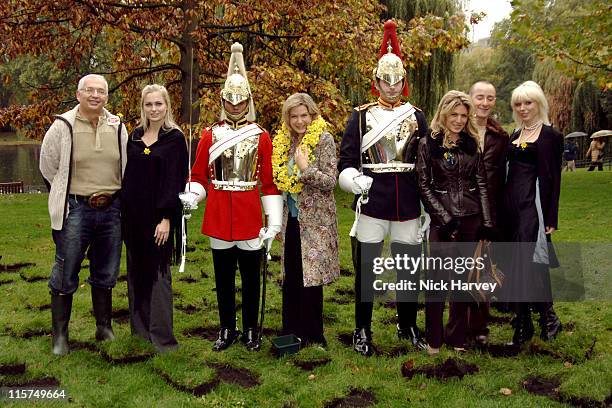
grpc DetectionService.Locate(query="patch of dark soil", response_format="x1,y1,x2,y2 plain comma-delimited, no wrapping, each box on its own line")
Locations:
183,326,220,341
26,303,51,311
207,362,260,388
381,345,410,357
155,369,220,397
70,341,98,352
270,255,281,262
401,358,479,380
0,262,35,272
324,387,377,408
477,343,521,358
0,377,60,387
339,268,352,277
337,332,354,347
528,343,573,363
175,304,201,315
522,376,560,398
487,315,513,325
20,273,46,283
561,394,611,408
101,351,154,365
329,297,351,305
17,328,51,339
186,245,196,253
178,276,198,283
293,358,331,371
200,270,209,279
335,288,354,297
584,337,597,361
380,315,397,325
0,279,15,286
281,403,299,408
117,275,128,282
382,300,396,309
0,362,26,375
323,314,338,324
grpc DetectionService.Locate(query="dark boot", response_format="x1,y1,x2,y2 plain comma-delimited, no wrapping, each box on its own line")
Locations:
509,306,534,345
241,328,261,351
536,302,562,341
51,292,72,355
397,324,428,351
91,286,115,341
353,327,373,356
212,327,240,351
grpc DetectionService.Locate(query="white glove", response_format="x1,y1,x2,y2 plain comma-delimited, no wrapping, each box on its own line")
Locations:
260,195,283,251
181,182,206,209
179,192,200,211
339,167,373,195
417,211,431,243
353,174,373,195
259,225,281,252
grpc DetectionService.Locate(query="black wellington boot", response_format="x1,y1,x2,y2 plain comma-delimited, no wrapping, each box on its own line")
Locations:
509,305,534,346
51,292,72,355
536,302,562,341
91,286,115,341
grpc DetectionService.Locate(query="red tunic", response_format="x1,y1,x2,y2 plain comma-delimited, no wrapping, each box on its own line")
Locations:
190,122,280,241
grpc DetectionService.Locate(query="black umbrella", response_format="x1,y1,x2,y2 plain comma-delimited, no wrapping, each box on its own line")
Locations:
565,131,588,139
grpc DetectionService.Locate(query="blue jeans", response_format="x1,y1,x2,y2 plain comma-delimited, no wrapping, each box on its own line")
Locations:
49,196,122,294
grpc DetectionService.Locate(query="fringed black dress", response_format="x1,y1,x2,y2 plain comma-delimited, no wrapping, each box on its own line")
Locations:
121,126,188,351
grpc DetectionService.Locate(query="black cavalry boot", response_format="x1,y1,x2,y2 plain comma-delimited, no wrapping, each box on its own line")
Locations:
212,327,240,351
509,305,534,346
536,302,562,341
397,324,428,351
353,327,373,356
241,328,261,351
91,286,115,341
51,292,72,355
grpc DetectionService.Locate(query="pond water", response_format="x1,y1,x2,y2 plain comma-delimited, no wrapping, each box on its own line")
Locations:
0,132,200,192
0,142,45,191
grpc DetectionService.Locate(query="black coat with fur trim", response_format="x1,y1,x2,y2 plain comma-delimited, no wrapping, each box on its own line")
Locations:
416,131,493,228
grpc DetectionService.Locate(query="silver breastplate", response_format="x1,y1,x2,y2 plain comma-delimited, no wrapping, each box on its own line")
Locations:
362,105,418,173
211,123,260,191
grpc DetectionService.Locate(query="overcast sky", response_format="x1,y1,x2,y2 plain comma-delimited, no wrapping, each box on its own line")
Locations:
465,0,513,41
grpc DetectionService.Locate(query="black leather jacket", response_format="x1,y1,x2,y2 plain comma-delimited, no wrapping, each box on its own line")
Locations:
416,131,493,228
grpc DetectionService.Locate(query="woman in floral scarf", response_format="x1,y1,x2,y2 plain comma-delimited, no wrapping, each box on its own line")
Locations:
272,93,340,346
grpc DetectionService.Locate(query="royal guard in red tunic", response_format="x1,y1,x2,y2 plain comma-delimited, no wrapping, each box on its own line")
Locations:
338,20,429,355
182,43,282,351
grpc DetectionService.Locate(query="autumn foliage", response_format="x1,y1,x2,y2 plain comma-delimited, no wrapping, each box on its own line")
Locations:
0,0,471,139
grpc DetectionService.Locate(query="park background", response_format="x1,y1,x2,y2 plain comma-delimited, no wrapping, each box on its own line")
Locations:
0,0,611,407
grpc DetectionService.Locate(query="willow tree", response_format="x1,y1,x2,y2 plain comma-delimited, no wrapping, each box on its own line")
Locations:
533,59,575,133
381,0,463,118
571,81,602,135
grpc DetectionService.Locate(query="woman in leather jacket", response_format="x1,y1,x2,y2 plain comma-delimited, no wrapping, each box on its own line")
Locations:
416,90,493,354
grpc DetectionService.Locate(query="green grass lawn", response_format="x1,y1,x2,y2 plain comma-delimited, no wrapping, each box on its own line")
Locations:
0,171,610,407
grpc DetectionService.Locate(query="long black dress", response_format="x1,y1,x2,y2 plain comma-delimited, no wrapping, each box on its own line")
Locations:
502,126,562,305
122,126,188,352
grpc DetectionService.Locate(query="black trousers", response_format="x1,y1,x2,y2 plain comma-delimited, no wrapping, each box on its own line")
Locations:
282,216,325,344
127,251,178,352
425,214,483,348
212,246,262,331
587,162,603,171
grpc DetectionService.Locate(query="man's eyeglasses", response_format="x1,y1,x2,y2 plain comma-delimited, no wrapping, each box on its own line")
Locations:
80,87,107,96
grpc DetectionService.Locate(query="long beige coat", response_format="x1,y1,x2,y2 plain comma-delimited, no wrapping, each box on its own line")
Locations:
279,131,340,287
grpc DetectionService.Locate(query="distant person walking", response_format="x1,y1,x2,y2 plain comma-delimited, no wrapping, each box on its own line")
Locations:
563,139,578,171
586,136,606,171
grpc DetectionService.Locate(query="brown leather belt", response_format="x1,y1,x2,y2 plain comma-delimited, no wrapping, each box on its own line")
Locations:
71,191,120,210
